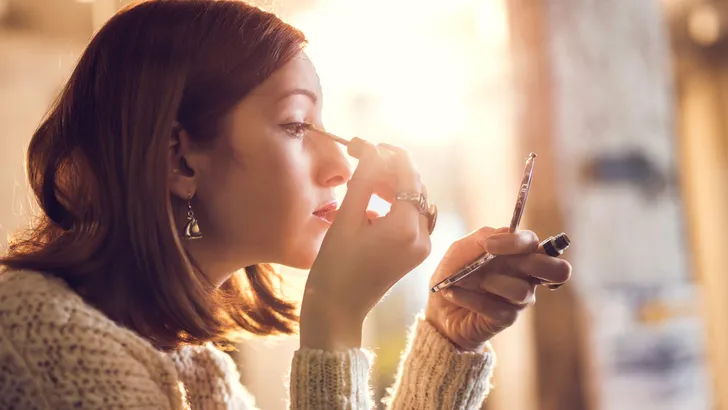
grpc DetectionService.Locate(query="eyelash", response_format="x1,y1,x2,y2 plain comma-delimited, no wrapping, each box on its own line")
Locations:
281,122,312,139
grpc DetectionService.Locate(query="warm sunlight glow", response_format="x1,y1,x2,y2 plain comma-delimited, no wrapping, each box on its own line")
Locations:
246,2,518,408
476,0,510,42
289,0,511,147
688,3,722,46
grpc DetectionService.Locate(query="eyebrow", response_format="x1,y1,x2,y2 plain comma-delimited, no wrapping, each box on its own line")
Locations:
276,88,318,104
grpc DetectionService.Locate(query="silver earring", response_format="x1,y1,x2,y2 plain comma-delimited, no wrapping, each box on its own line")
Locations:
183,194,202,240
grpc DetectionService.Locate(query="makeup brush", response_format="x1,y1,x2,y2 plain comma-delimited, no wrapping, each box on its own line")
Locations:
303,124,367,158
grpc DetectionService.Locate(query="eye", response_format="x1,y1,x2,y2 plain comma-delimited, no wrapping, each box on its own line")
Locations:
281,122,311,139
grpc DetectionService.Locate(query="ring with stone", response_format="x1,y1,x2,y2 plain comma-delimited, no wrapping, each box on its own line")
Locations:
394,191,438,234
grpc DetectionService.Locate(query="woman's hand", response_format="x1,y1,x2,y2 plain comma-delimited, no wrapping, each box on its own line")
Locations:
425,227,572,352
300,142,432,351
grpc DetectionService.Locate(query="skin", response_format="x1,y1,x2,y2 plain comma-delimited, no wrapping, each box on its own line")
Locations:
169,53,351,285
426,227,572,351
168,51,572,352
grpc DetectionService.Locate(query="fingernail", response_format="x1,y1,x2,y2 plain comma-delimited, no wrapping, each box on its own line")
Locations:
531,275,556,284
547,283,564,291
442,289,453,298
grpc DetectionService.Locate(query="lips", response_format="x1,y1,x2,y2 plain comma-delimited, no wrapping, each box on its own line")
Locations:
313,201,338,224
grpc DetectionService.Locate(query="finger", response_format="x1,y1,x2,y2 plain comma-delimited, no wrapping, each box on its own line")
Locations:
455,251,572,294
371,176,397,204
335,141,384,229
477,273,536,307
378,144,429,236
483,230,539,255
429,226,498,285
507,253,572,284
347,139,398,203
442,287,521,331
454,266,537,304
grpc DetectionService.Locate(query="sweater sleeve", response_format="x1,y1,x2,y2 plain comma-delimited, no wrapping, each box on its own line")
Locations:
289,347,375,408
384,315,495,409
289,314,494,410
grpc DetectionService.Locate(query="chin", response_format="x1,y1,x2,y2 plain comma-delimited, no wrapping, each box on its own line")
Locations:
280,239,322,270
276,220,329,269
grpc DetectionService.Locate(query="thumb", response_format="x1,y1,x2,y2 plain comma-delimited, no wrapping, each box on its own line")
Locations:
335,141,384,229
431,226,506,283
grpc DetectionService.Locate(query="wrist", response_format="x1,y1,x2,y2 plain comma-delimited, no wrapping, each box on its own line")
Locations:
299,287,365,351
425,304,489,353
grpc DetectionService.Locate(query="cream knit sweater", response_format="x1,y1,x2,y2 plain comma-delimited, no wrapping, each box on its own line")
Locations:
0,270,495,409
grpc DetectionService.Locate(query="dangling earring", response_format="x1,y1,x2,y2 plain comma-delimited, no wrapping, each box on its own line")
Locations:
183,194,202,240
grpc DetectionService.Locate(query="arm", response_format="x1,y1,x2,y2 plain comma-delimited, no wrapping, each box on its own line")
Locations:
289,299,374,409
288,314,494,410
290,348,374,408
384,315,495,410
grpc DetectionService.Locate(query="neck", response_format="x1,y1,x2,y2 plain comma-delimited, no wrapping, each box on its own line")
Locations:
183,238,254,287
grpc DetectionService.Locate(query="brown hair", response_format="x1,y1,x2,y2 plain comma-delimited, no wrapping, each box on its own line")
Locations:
0,0,307,350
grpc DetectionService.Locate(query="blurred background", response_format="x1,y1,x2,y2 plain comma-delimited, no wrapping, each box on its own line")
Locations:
1,0,727,409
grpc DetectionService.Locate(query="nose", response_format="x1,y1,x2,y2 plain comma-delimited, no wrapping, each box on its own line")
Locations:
313,131,353,188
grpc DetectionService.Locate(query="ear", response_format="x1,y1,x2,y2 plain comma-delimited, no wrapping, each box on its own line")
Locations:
168,124,203,200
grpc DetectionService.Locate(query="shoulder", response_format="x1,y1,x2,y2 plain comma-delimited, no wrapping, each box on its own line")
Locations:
0,269,94,342
0,269,144,350
0,270,185,409
0,269,84,317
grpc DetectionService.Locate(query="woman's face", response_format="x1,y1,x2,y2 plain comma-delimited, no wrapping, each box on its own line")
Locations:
177,52,352,280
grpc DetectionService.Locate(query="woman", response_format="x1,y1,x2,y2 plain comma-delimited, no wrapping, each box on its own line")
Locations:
0,1,571,409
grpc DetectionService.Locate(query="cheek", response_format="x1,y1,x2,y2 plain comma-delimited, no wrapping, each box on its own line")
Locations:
253,139,311,201
207,140,314,238
255,146,325,263
265,148,316,227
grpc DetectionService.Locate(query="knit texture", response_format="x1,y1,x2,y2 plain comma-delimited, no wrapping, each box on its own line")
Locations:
384,317,495,409
0,270,495,409
290,348,374,409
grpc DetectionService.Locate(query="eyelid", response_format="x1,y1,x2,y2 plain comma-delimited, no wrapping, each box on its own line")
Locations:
280,121,312,139
280,121,312,128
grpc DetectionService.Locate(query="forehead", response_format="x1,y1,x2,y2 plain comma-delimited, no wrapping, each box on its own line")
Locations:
250,52,321,100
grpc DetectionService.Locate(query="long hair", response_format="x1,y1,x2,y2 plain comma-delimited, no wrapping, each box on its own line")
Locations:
0,0,306,350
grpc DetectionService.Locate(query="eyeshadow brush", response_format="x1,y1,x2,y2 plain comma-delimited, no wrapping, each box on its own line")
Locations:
303,124,367,158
